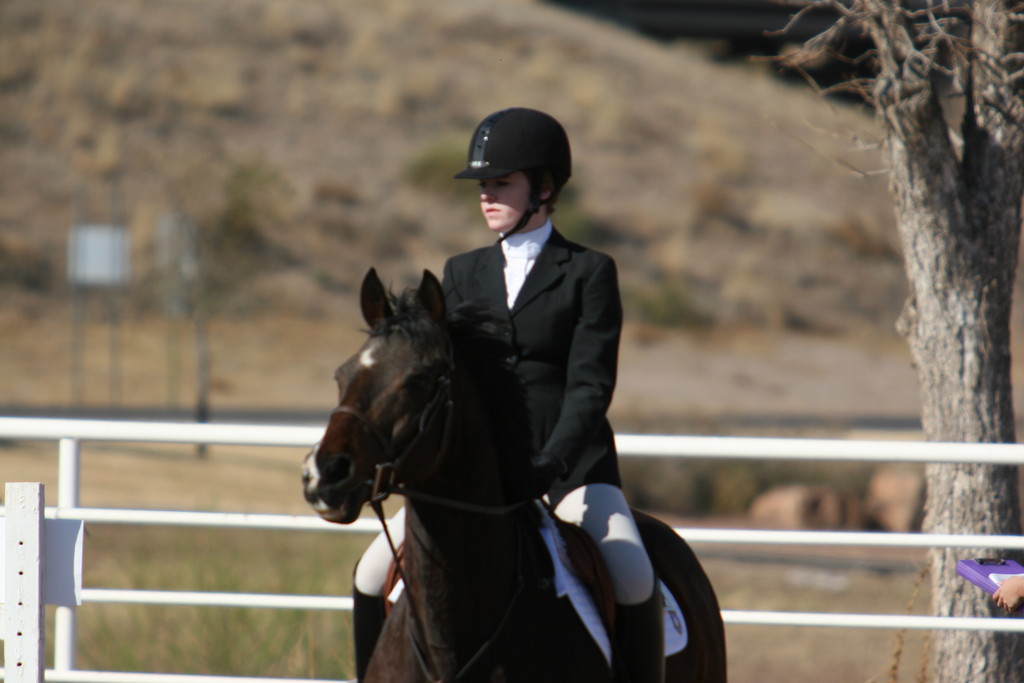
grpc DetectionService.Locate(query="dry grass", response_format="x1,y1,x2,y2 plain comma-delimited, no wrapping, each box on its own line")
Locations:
712,558,932,682
1,436,932,682
0,0,910,335
0,299,923,431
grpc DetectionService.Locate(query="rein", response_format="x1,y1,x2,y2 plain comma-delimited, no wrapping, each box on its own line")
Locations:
359,365,529,560
407,526,528,683
343,359,533,682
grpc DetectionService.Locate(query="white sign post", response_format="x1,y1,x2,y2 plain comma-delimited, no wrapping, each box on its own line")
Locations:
67,223,131,405
1,483,84,683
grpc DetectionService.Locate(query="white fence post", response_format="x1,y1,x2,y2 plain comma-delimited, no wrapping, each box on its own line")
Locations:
54,438,81,672
3,482,45,683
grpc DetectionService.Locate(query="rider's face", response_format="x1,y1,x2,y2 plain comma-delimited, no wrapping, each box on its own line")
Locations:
478,171,549,235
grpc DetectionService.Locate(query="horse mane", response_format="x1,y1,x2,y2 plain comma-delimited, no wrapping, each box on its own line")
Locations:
446,301,535,452
384,290,537,502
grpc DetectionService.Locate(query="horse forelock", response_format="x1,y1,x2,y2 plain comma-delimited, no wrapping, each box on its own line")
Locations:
367,289,445,355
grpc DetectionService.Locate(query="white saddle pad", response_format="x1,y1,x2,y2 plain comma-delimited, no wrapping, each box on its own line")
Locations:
536,506,689,665
388,507,689,666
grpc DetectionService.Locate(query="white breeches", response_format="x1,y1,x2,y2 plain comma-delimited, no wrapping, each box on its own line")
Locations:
353,506,407,596
353,483,655,606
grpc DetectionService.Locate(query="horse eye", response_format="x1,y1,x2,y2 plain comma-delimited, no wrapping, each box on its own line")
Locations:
404,375,430,394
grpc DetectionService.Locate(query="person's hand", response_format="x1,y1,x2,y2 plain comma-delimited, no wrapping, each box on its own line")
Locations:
993,575,1024,612
529,454,567,498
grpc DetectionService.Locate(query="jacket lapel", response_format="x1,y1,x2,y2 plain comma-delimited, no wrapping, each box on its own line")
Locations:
474,242,511,318
511,228,570,315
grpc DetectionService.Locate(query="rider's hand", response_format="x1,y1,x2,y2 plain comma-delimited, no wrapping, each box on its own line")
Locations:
529,454,567,498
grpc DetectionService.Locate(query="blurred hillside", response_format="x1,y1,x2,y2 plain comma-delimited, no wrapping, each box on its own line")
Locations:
0,0,903,321
0,0,926,426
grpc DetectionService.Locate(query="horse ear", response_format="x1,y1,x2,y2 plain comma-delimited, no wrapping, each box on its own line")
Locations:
417,269,446,324
360,268,393,326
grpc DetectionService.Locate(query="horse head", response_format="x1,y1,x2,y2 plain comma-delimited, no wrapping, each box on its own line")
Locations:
302,267,453,523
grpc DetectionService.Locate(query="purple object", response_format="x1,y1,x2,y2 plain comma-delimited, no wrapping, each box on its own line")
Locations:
957,558,1024,613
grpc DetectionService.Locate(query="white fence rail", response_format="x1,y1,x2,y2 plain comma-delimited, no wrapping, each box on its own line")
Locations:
3,416,1024,683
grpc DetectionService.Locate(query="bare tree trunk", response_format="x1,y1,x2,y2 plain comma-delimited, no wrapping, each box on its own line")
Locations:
861,0,1024,679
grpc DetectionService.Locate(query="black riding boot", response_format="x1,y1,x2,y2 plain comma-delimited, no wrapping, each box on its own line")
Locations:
352,586,387,681
615,589,665,683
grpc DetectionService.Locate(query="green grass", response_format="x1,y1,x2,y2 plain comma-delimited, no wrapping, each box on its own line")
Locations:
69,525,368,679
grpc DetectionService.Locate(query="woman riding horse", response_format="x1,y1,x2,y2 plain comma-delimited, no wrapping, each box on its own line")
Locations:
352,107,663,683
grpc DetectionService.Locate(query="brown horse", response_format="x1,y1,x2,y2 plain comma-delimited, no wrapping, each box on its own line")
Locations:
302,268,727,682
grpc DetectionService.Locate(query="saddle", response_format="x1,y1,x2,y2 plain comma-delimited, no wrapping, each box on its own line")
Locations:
545,513,618,631
381,509,617,635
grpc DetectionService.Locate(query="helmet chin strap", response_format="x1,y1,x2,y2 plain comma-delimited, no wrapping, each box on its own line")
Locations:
499,183,543,243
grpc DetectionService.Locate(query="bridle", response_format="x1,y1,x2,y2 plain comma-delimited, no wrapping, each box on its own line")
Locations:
334,368,455,508
331,350,530,518
330,346,533,681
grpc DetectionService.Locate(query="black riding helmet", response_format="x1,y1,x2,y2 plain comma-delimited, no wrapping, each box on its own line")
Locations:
454,108,571,239
454,107,571,185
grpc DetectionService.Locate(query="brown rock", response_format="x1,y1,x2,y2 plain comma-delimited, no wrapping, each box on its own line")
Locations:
749,485,863,530
865,467,924,532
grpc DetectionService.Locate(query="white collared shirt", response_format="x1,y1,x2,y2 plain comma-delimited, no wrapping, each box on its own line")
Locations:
501,220,552,308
